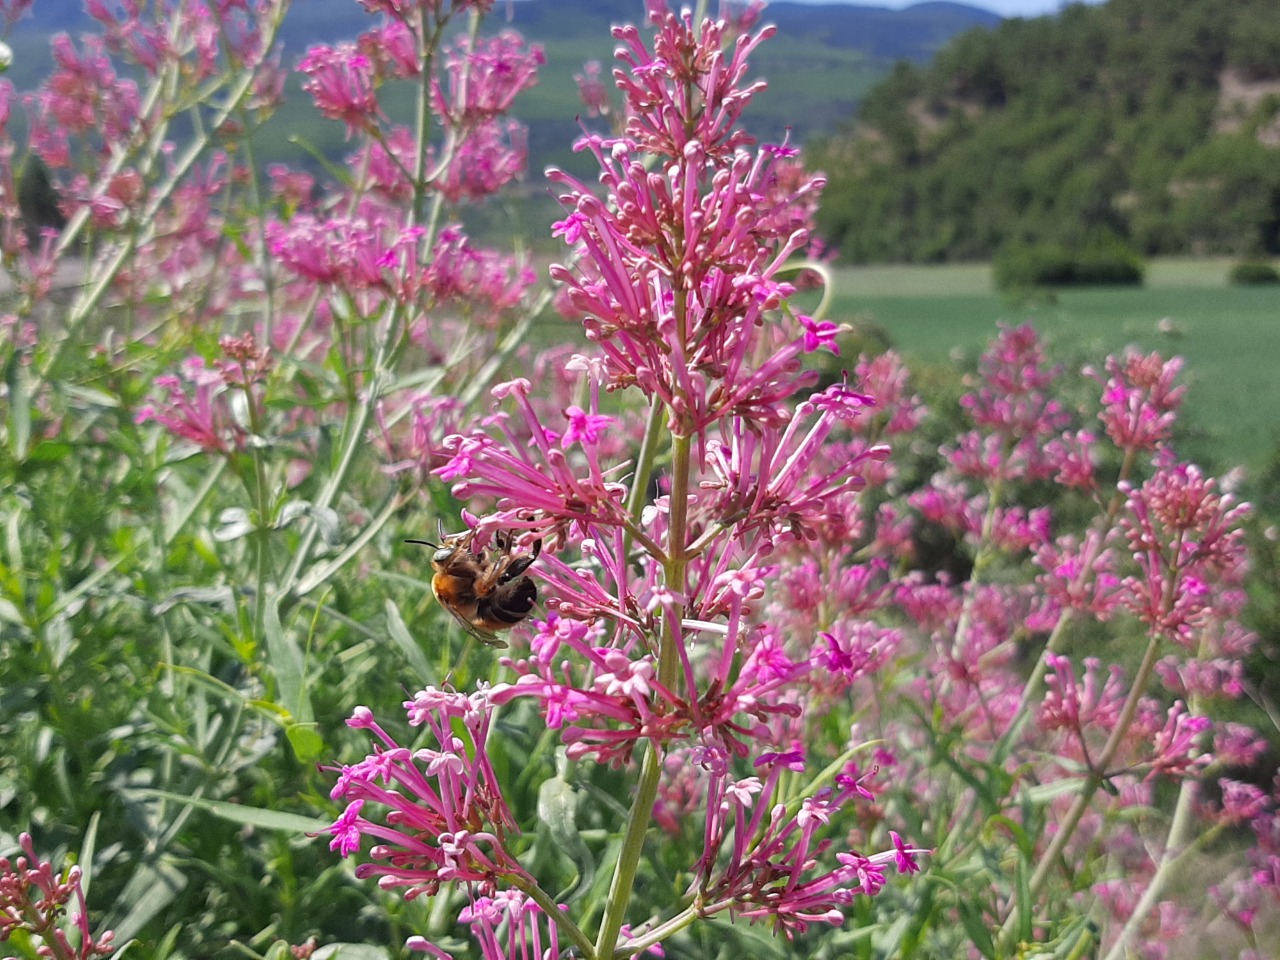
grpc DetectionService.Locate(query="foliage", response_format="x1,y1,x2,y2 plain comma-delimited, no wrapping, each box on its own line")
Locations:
992,236,1145,290
1,3,1279,960
813,0,1280,263
1229,260,1280,285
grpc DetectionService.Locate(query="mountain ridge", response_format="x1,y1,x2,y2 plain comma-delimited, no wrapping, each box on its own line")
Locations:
812,0,1280,262
4,0,1004,172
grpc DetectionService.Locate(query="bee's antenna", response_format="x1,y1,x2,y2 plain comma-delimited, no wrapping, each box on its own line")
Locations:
405,539,439,548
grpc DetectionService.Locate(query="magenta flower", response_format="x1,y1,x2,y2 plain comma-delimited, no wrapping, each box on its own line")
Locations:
328,690,528,899
1118,463,1249,644
573,60,611,117
136,356,244,454
799,314,840,354
695,753,926,939
434,32,545,126
435,375,633,536
297,43,380,137
26,34,141,169
432,118,531,203
1093,350,1185,453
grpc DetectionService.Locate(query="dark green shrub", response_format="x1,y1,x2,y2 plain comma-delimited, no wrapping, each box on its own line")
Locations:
993,237,1144,290
1229,260,1280,284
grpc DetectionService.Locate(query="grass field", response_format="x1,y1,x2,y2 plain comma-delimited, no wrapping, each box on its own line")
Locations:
822,259,1280,477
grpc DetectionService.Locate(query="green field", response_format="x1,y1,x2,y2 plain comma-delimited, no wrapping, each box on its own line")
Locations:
822,259,1280,477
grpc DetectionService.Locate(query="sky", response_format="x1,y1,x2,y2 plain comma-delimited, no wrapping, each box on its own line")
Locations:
794,0,1107,17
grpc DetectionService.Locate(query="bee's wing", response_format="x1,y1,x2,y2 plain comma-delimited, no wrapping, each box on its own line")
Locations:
437,598,507,648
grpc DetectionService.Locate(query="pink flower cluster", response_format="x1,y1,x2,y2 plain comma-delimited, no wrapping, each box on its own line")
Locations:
329,691,527,898
321,4,1268,959
331,5,919,951
0,833,114,960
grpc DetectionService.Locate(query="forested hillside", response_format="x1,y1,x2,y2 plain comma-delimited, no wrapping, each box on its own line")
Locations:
813,0,1280,263
3,1,998,175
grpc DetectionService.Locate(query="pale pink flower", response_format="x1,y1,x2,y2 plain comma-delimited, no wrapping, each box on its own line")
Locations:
1092,349,1185,453
328,692,528,898
0,833,115,959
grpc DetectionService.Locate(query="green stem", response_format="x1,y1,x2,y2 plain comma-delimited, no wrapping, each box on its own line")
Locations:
239,367,275,648
513,875,597,959
595,430,692,958
594,741,664,959
625,396,666,529
999,628,1165,948
612,903,700,959
1005,448,1137,738
37,2,292,384
1101,666,1210,960
277,359,387,596
1099,776,1201,960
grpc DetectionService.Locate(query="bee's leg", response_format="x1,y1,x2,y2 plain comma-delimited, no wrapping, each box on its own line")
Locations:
504,539,542,579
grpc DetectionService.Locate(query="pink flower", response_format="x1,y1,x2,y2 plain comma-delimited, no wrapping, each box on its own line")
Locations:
0,833,115,959
432,118,530,202
136,356,243,454
562,406,614,448
436,375,632,535
573,60,611,117
1092,350,1185,453
799,314,841,354
297,43,380,137
327,691,528,898
1119,464,1249,644
695,756,925,938
433,31,544,126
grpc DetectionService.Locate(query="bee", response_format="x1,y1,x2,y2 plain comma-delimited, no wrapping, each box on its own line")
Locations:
408,528,542,647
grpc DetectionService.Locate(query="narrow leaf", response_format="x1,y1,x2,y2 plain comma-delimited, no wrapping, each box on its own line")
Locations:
262,595,313,726
383,599,434,682
133,789,332,833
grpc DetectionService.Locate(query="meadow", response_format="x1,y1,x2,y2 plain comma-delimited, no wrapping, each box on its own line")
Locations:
823,259,1280,476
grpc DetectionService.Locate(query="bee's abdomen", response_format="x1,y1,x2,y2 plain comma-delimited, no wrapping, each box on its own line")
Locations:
480,576,537,625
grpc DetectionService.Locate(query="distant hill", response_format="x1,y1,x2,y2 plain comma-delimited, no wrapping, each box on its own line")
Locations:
5,1,1001,174
812,0,1280,262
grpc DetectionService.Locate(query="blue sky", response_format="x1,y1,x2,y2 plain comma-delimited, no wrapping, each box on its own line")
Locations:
794,0,1106,17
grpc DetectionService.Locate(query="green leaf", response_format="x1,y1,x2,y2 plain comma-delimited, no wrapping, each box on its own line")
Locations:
77,812,100,903
104,859,188,949
383,598,434,682
5,354,31,461
23,440,73,463
286,724,326,762
1016,857,1034,945
61,383,121,408
262,595,313,726
313,945,393,960
0,596,25,626
537,765,594,902
957,900,997,959
132,789,332,833
1025,778,1086,806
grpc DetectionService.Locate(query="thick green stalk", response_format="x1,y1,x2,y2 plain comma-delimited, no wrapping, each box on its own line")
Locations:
1005,447,1138,739
595,430,692,958
1100,775,1199,960
594,738,664,959
1101,669,1211,960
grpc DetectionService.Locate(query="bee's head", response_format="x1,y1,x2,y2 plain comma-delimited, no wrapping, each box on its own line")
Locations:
405,537,451,565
